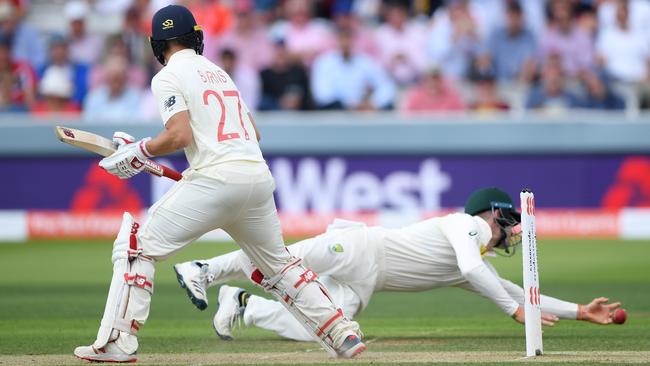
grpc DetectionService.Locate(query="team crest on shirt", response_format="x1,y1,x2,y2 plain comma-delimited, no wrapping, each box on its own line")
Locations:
330,243,344,253
164,96,176,111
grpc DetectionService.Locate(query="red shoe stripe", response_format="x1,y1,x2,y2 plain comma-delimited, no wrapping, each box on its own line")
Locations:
351,344,366,357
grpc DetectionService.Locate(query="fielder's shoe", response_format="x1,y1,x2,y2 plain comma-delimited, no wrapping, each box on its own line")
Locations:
213,285,247,340
173,261,211,310
336,334,366,358
73,342,136,363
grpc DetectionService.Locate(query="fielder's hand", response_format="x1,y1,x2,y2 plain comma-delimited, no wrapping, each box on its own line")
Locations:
578,297,621,325
512,306,559,326
99,136,153,179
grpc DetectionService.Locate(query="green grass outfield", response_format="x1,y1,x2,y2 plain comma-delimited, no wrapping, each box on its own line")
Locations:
0,238,648,365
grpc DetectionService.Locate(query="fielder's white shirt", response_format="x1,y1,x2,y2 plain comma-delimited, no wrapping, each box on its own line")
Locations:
375,213,520,315
151,49,265,170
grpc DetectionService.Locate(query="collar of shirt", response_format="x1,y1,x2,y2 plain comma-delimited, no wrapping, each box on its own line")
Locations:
167,49,197,65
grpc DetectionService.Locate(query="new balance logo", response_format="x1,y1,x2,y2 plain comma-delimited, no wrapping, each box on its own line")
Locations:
62,128,75,138
164,96,176,111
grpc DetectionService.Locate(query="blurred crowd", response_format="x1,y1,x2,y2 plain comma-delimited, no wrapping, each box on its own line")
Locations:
0,0,649,121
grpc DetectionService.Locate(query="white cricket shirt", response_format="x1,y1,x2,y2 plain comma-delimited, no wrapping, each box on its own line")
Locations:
376,213,520,315
377,213,493,291
151,49,264,170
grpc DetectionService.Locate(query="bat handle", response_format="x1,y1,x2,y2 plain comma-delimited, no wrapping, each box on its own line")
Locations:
144,160,182,182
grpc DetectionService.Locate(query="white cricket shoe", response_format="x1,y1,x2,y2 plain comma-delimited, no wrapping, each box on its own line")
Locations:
336,334,366,358
213,285,246,340
173,261,211,310
73,342,136,363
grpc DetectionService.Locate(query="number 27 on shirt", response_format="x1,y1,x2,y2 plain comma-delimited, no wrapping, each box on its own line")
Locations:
203,89,251,142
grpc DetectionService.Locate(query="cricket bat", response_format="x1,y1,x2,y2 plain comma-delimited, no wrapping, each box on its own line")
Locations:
55,126,182,182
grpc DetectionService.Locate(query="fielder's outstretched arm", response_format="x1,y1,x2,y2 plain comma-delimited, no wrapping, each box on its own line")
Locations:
440,214,520,318
484,260,621,324
482,260,578,319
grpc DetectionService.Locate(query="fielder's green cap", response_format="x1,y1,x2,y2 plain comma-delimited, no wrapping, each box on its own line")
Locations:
464,187,521,223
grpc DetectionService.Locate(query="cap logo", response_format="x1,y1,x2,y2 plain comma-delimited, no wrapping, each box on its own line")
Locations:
162,19,174,29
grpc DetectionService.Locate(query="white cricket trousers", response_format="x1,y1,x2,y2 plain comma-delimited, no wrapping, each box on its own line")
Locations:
206,222,384,341
244,277,361,342
137,161,345,339
140,162,284,274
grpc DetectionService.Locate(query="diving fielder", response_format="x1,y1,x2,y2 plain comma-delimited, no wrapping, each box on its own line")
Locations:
74,5,364,362
175,188,623,342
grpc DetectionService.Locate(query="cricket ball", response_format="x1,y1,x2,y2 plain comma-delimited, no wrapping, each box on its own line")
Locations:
612,308,627,324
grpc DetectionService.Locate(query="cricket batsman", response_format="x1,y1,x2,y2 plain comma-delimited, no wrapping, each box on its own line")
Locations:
74,5,365,362
175,187,623,342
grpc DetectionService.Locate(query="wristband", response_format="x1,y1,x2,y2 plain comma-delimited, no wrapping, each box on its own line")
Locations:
577,304,584,320
139,138,153,158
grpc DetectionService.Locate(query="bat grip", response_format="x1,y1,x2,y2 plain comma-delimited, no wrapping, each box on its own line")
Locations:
161,166,183,181
144,160,182,182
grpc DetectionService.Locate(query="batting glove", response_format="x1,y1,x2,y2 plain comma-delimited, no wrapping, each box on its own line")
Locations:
99,137,153,179
112,131,136,148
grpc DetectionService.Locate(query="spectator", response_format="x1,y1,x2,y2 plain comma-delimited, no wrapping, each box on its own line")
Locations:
577,73,625,110
375,0,427,85
0,73,23,111
465,0,506,39
219,48,260,112
311,28,395,110
0,1,46,69
332,0,378,58
399,65,465,112
526,58,580,112
259,40,312,111
469,68,509,112
576,3,598,40
89,35,148,90
348,0,382,23
31,65,80,115
0,33,35,109
122,6,151,68
39,35,89,105
598,0,650,35
64,1,104,65
93,0,132,15
138,59,164,121
275,0,336,66
484,1,537,83
457,0,546,38
427,0,481,80
596,0,650,84
211,0,274,71
187,0,234,37
539,0,595,78
83,56,142,122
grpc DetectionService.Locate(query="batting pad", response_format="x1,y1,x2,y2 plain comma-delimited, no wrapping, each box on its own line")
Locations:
93,212,154,352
